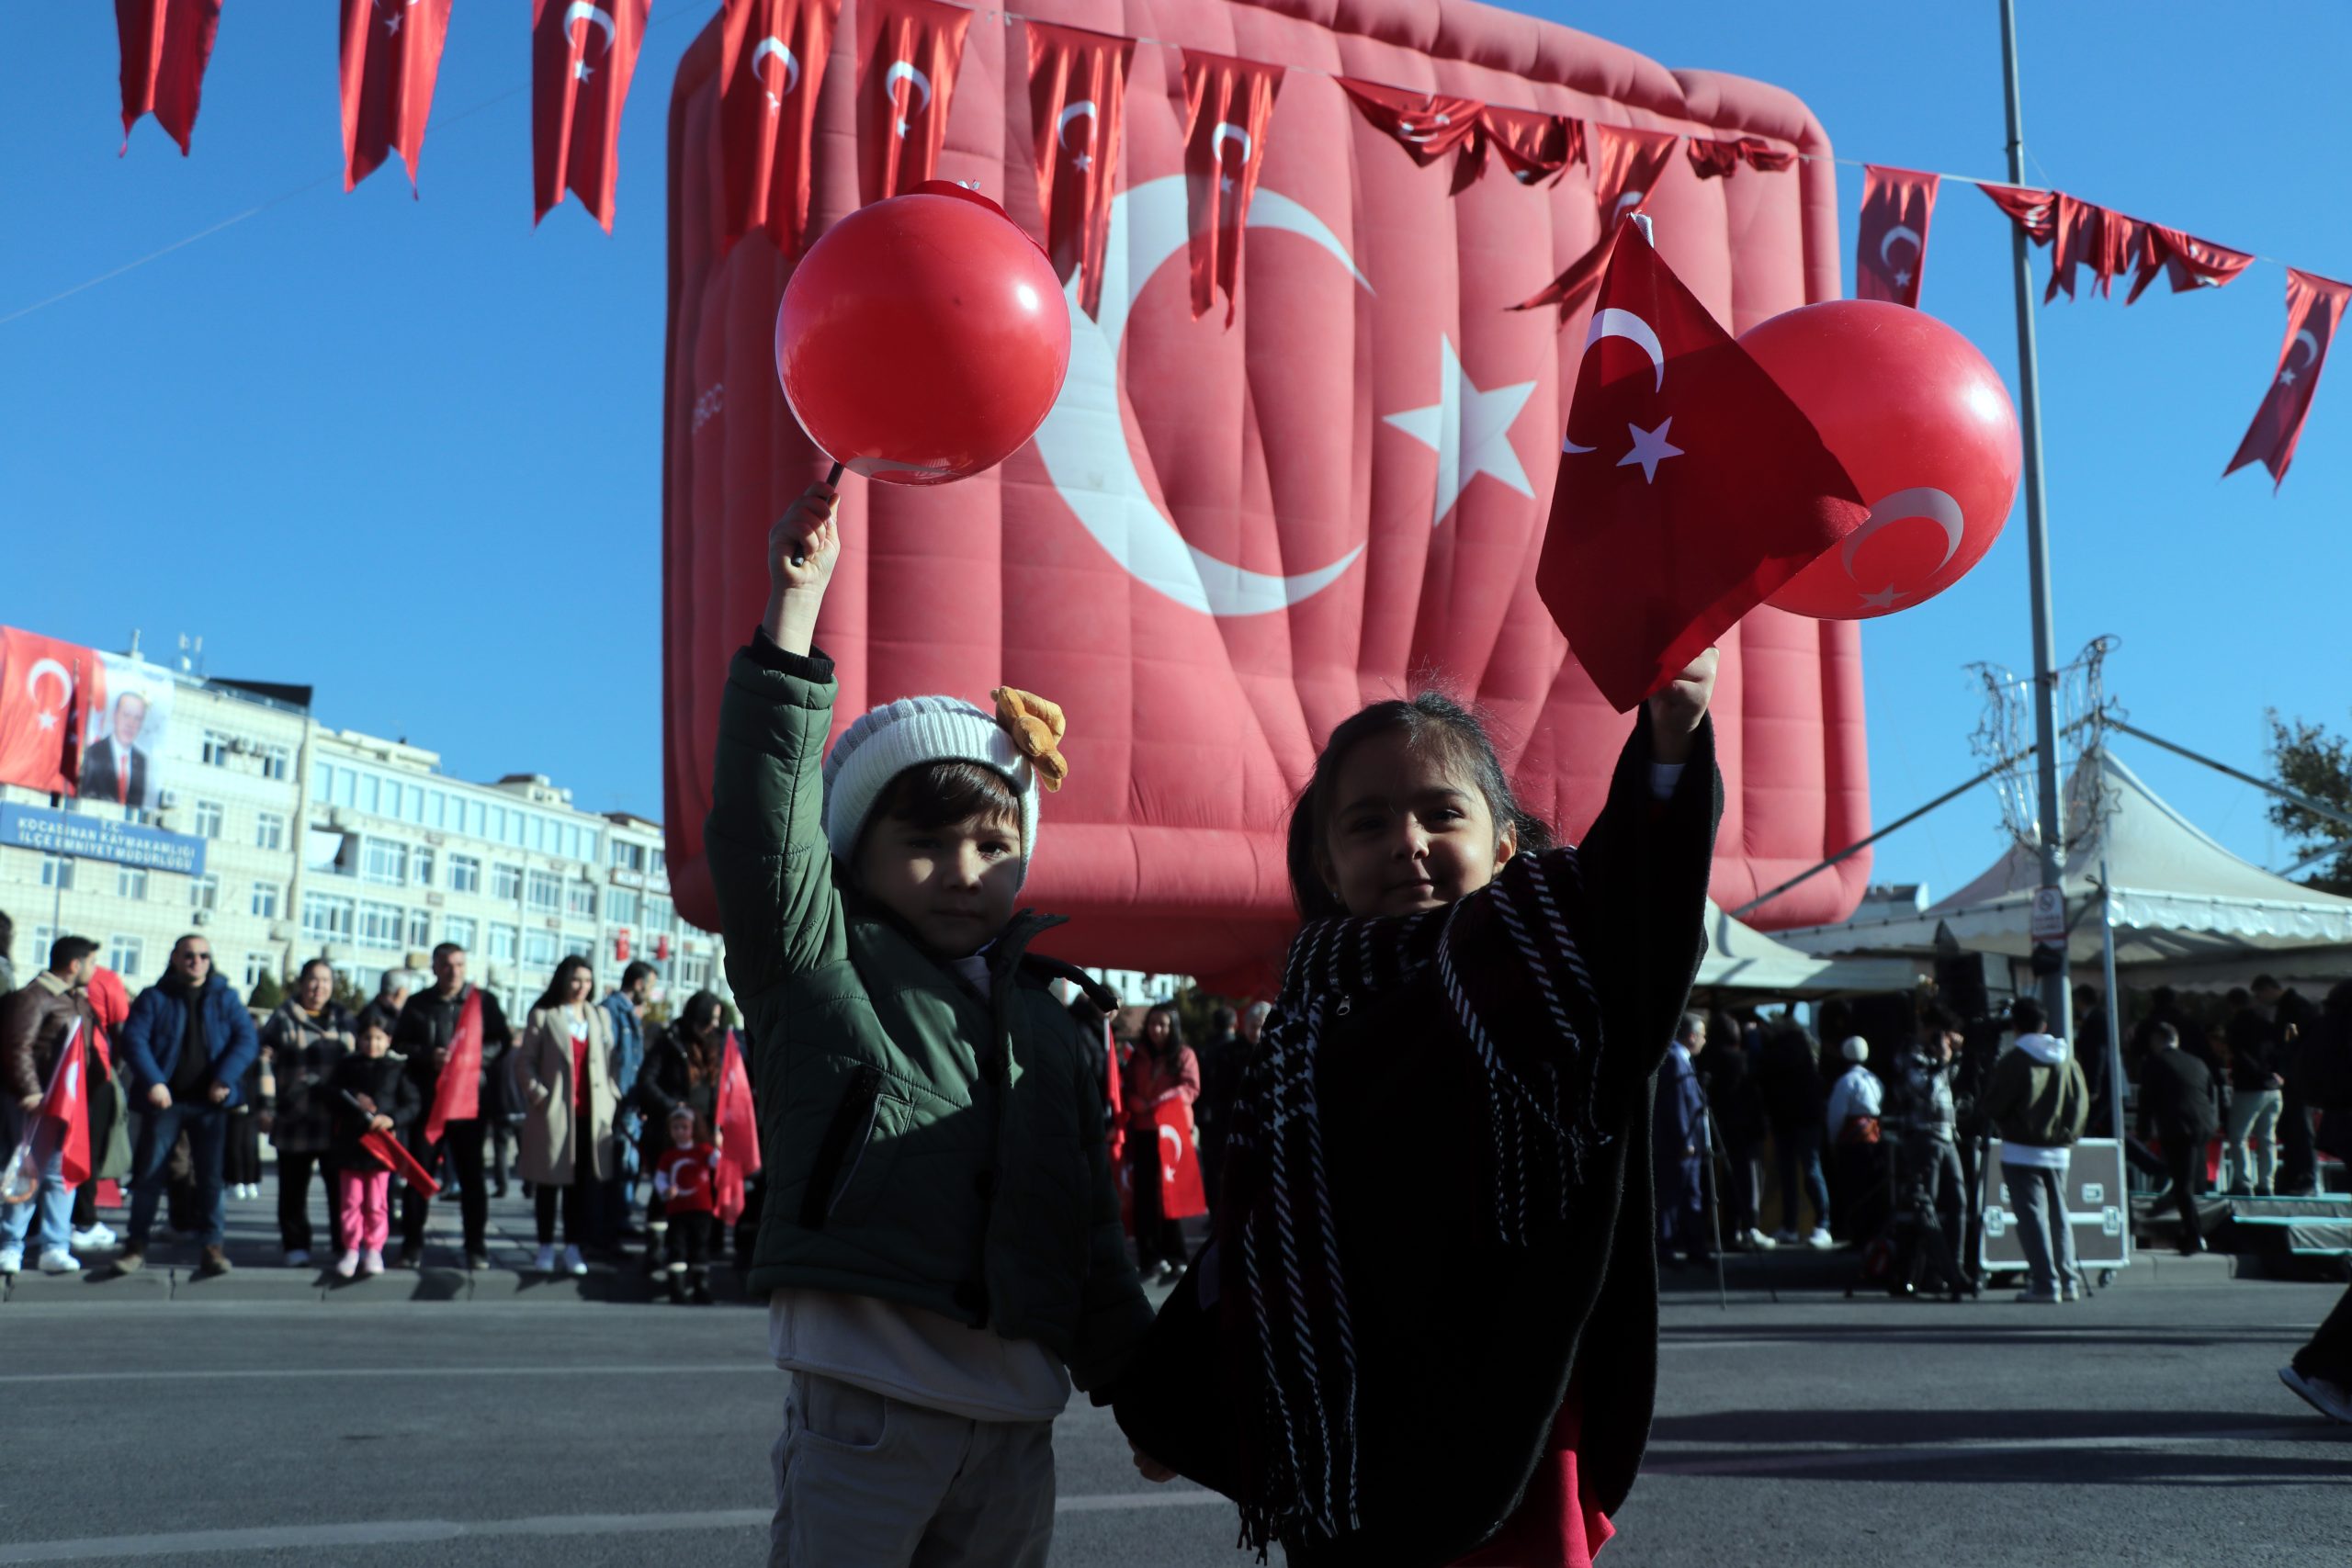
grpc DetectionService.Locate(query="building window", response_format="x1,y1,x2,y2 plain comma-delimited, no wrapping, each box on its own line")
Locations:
566,882,596,920
582,829,600,864
523,929,559,967
334,769,356,807
405,908,432,948
256,811,287,851
611,840,642,871
362,774,381,816
194,799,225,840
358,901,404,950
118,867,149,900
108,936,143,976
260,747,290,783
201,731,233,767
646,895,674,931
564,932,598,963
487,923,519,962
446,915,477,950
312,761,334,799
251,881,281,919
492,863,524,902
427,790,447,829
448,854,482,895
190,874,219,911
39,854,74,891
526,870,562,914
650,848,667,878
301,892,356,943
362,838,410,886
413,847,435,888
605,888,639,927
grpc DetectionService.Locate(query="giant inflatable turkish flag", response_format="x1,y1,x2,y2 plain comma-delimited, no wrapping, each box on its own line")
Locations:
662,0,1872,991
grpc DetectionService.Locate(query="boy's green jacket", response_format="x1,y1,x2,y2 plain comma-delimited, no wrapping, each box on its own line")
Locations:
707,637,1151,1393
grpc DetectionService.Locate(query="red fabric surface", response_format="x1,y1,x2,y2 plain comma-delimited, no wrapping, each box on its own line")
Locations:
339,0,453,192
1182,50,1283,322
116,0,221,156
2227,267,2352,490
856,0,971,204
1028,22,1134,320
532,0,651,230
1854,164,1938,309
1449,1384,1612,1567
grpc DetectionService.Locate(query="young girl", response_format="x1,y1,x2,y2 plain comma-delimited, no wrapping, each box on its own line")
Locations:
1115,655,1721,1567
1123,1002,1202,1283
652,1104,721,1304
330,1018,419,1279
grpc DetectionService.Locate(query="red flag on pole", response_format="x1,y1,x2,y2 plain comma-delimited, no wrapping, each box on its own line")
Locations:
1855,165,1939,309
1980,182,2056,243
362,1127,441,1196
1102,1018,1125,1166
340,0,454,193
855,0,969,206
0,632,98,797
714,1028,760,1224
2225,267,2352,491
423,987,482,1145
718,0,841,255
1510,125,1682,320
117,0,222,156
1336,78,1483,168
1025,21,1131,321
1539,224,1866,710
1473,106,1582,188
2126,225,2254,305
531,0,650,230
38,1021,93,1189
1182,51,1283,324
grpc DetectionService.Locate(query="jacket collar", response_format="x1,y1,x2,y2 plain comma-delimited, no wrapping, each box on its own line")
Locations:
31,970,74,999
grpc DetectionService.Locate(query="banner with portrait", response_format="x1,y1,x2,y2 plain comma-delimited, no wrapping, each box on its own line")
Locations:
78,652,176,811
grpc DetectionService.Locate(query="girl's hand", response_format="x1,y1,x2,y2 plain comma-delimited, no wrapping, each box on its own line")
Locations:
1130,1443,1178,1483
763,481,842,655
370,1114,394,1134
1646,647,1719,764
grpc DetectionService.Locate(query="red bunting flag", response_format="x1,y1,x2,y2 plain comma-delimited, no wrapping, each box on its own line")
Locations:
2126,224,2254,305
1026,20,1131,321
1686,136,1787,179
2226,268,2351,491
531,0,650,231
1980,182,2056,243
718,0,841,255
0,630,96,797
1182,51,1283,324
1539,224,1866,710
1337,78,1484,167
1510,124,1682,320
856,0,969,206
1473,106,1582,187
423,986,483,1145
340,0,453,193
1855,165,1939,309
714,1028,761,1224
116,0,222,156
36,1022,93,1189
2044,195,2145,302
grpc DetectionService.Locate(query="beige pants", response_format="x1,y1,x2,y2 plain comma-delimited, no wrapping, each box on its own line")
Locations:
769,1370,1055,1568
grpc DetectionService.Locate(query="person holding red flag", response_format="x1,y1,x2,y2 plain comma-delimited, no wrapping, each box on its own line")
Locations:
0,935,99,1277
630,988,726,1276
652,1104,723,1304
1121,1002,1202,1284
392,942,514,1271
328,1015,422,1280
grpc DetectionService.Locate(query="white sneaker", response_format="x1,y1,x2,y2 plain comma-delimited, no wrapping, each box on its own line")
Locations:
361,1248,384,1277
2062,1279,2086,1302
38,1248,81,1275
285,1249,311,1269
0,1248,21,1276
2280,1365,2352,1424
73,1224,117,1249
1805,1226,1836,1250
334,1250,359,1279
536,1244,558,1274
1742,1228,1777,1250
562,1244,588,1277
1771,1228,1802,1246
2014,1288,2063,1303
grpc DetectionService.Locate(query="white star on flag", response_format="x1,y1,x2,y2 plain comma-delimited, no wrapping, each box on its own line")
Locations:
2279,368,2298,386
1073,153,1091,171
1857,585,1905,611
1894,268,1912,287
1382,336,1537,527
1618,418,1683,483
574,60,594,81
385,12,401,33
896,117,911,137
35,711,57,731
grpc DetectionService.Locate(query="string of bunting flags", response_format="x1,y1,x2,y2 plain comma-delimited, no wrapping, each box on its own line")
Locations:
107,0,2345,486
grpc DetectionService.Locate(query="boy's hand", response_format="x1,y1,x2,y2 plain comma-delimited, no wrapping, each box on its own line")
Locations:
1646,646,1719,764
763,482,841,656
1130,1443,1177,1483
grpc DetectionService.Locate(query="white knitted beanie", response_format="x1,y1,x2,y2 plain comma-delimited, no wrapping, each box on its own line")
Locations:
821,695,1040,883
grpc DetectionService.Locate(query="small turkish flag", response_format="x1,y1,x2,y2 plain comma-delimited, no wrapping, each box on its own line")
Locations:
718,0,840,255
1540,224,1866,711
2044,195,2145,303
714,1028,761,1224
37,1022,93,1189
1511,125,1682,320
1474,106,1583,188
1337,78,1484,168
1153,1101,1207,1220
0,629,99,798
2226,267,2351,491
1856,165,1939,309
1182,51,1283,324
363,1127,441,1195
1980,182,2056,244
117,0,221,156
1026,21,1131,321
424,986,482,1145
2127,224,2254,305
340,0,453,193
532,0,650,231
856,0,969,206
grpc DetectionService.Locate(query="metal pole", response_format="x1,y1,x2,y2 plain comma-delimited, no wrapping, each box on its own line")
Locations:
1998,0,2072,1032
2097,847,2131,1270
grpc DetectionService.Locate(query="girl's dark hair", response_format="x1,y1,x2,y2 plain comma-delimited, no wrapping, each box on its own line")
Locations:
1285,691,1553,920
678,988,726,1084
872,761,1023,836
533,954,595,1013
1140,1001,1185,1056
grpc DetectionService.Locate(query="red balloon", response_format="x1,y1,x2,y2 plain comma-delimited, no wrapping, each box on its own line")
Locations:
1741,300,2021,620
775,184,1071,486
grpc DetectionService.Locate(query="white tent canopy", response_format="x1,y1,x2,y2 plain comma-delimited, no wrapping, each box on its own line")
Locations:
1695,902,1919,998
1777,748,2352,986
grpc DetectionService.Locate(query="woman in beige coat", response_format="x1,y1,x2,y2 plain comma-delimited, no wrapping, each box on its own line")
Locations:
517,955,617,1276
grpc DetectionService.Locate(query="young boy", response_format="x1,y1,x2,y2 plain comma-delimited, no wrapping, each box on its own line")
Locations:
708,483,1150,1566
652,1104,720,1305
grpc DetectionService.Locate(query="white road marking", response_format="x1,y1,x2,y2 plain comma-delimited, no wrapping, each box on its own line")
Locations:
1644,1423,2331,1477
0,1363,764,1385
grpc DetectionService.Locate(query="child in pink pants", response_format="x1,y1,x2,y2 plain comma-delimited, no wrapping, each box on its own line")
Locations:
329,1018,417,1279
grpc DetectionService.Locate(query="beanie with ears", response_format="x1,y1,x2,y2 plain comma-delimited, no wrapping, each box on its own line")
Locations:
820,688,1068,886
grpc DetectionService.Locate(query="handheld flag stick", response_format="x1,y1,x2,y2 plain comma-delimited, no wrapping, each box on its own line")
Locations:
791,461,846,570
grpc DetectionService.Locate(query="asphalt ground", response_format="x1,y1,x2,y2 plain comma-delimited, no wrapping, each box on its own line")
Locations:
2,1186,2347,1566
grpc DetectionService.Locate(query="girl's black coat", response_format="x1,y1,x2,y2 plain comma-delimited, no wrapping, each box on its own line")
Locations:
330,1054,422,1171
1112,718,1720,1567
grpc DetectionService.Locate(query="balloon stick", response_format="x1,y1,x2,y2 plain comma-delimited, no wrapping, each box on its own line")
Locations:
792,461,846,569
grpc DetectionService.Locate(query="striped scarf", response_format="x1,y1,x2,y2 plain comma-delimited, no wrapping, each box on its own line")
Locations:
1216,847,1611,1556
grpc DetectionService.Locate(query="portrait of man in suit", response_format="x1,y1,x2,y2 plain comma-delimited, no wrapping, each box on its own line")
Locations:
80,691,154,808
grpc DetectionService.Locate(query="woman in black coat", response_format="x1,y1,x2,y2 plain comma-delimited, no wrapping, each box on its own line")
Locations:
630,990,724,1269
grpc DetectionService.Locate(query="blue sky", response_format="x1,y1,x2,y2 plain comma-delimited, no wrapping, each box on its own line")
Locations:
4,2,2346,910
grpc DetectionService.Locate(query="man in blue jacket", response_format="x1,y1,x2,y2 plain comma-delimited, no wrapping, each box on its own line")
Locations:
117,935,259,1277
598,960,657,1247
1656,1010,1713,1266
